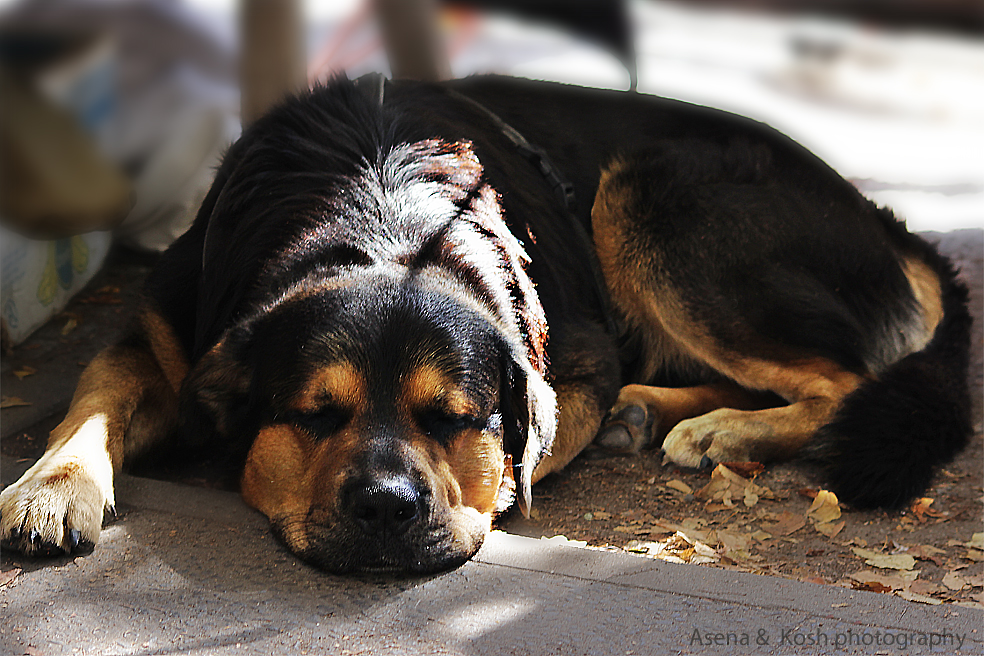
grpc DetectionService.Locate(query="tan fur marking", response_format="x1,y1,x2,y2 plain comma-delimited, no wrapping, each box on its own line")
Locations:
532,384,606,482
902,255,944,342
294,363,365,412
401,364,478,417
592,162,712,382
139,307,189,394
242,421,364,551
443,428,505,514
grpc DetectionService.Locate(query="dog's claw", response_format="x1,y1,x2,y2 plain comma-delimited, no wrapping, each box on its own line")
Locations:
699,455,713,470
28,528,40,545
69,529,81,549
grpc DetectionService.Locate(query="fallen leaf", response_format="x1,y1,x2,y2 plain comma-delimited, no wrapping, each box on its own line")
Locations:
12,366,36,379
896,591,942,605
815,520,846,538
719,462,765,478
696,464,773,507
964,573,984,588
798,487,819,500
942,572,968,591
751,530,773,542
666,479,692,495
908,580,943,596
908,544,946,566
743,486,759,507
593,511,611,521
0,396,32,408
850,570,904,592
910,497,947,522
806,489,842,524
717,530,752,555
968,533,984,550
763,511,806,536
852,547,916,570
61,316,79,335
963,549,984,562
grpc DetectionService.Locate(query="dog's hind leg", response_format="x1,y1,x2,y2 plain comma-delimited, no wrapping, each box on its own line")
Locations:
0,307,186,555
657,358,865,468
595,381,779,455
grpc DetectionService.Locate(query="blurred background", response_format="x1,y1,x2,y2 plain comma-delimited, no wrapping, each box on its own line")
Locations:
1,0,981,344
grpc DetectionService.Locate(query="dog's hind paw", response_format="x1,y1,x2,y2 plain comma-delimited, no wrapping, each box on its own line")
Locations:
1,455,113,557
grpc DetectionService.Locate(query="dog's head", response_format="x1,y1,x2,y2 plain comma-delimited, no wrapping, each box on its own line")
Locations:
182,107,556,573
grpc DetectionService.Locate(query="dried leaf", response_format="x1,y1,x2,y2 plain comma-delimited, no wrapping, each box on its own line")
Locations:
798,487,819,500
852,547,916,570
61,316,79,335
908,580,943,596
963,549,984,562
743,486,759,507
942,572,968,591
763,511,806,536
665,479,693,495
910,497,947,522
815,519,846,538
751,530,773,542
12,366,36,379
719,462,765,478
0,396,32,408
697,464,773,506
908,544,946,566
896,591,942,605
850,570,904,591
965,573,984,588
967,533,984,550
593,511,611,521
806,489,841,524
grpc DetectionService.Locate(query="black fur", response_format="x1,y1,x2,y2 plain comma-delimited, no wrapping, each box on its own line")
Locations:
806,235,973,508
145,74,970,513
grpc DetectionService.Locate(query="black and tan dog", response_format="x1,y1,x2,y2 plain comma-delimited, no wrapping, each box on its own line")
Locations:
0,76,971,573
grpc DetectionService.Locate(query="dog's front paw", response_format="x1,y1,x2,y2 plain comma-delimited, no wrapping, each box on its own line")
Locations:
594,385,661,453
1,456,113,556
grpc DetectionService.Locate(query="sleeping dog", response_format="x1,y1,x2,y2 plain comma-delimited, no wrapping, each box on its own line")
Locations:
1,76,971,573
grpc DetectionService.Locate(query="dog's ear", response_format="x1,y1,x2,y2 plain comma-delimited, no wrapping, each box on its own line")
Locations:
500,350,557,517
180,325,255,453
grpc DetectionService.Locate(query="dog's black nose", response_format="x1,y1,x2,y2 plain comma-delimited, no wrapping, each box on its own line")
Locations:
344,477,423,536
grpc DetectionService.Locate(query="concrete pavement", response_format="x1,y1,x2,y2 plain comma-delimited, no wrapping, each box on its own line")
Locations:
2,456,981,656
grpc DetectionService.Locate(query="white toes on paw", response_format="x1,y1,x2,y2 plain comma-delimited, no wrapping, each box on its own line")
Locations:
0,458,111,556
662,414,748,470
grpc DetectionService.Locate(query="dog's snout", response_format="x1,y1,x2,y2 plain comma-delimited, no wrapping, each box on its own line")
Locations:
344,477,424,536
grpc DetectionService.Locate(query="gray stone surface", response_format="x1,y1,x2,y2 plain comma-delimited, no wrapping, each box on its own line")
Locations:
2,456,982,656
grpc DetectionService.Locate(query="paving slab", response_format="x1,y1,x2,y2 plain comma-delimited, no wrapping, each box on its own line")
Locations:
2,456,982,656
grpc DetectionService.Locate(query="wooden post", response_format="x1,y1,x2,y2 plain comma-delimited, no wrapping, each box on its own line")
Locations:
240,0,306,125
374,0,451,81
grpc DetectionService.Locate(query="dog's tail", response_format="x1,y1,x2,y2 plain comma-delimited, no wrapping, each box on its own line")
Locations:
807,250,973,509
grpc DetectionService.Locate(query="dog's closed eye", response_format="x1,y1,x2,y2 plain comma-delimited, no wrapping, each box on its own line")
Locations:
287,406,351,439
417,409,483,444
